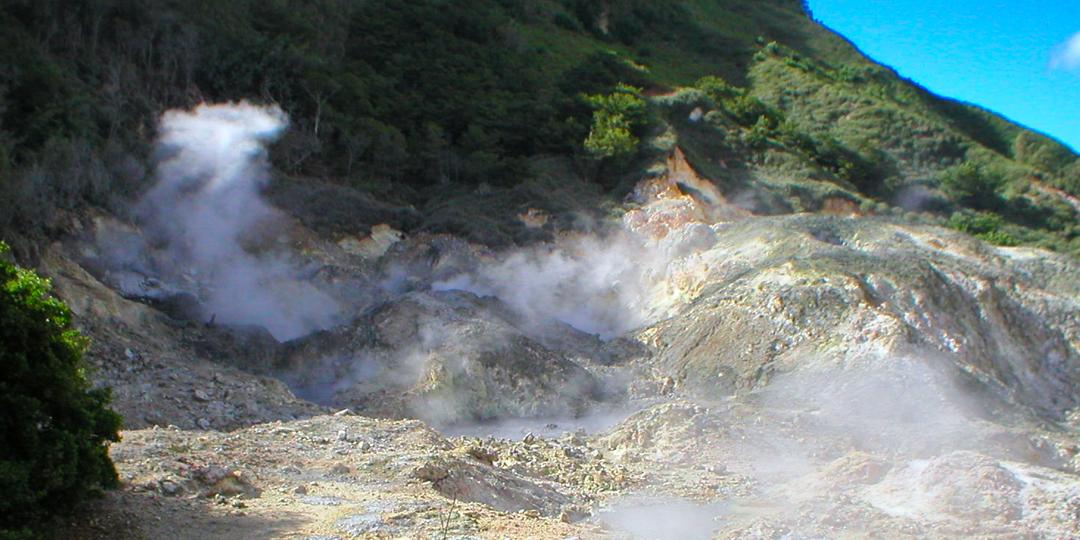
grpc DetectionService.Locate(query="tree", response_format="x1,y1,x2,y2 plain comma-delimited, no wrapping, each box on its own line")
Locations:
0,242,121,539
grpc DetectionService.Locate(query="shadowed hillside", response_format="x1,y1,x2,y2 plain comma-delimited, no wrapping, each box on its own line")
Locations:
0,0,1076,254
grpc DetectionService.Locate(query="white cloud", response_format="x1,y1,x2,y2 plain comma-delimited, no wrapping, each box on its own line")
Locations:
1050,32,1080,71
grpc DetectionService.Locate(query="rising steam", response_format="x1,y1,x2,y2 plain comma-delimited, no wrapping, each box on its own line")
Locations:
433,233,650,338
433,224,716,339
136,102,340,341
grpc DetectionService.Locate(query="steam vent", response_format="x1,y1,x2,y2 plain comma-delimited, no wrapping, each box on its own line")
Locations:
1,1,1078,538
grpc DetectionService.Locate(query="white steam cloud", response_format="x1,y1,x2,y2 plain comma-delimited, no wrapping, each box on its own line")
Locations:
136,103,340,341
433,223,716,339
1050,31,1080,71
597,497,725,540
434,234,651,338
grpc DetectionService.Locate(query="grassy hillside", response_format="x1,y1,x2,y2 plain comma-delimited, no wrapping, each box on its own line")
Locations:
0,0,1076,255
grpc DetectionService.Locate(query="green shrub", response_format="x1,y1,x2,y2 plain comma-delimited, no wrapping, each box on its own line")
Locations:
833,64,868,84
724,95,777,128
946,211,1018,246
0,242,121,539
695,76,741,101
652,87,713,116
744,116,772,150
703,110,729,130
939,161,1004,209
776,121,816,154
584,114,638,159
583,84,647,161
693,76,785,128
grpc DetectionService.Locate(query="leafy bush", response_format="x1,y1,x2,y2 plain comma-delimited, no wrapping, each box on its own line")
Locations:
583,84,647,161
0,242,121,539
652,87,714,116
693,76,783,129
743,116,772,150
695,76,741,101
776,121,816,154
938,161,1004,209
946,211,1018,246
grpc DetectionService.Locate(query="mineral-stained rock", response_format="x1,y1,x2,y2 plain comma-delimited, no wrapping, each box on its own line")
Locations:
599,401,722,463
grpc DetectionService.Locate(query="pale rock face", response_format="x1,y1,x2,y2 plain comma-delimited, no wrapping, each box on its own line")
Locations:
336,223,404,259
640,214,1080,421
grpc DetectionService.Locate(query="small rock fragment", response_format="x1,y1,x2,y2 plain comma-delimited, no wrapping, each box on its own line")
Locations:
413,463,450,483
158,479,182,496
466,445,498,466
559,506,590,523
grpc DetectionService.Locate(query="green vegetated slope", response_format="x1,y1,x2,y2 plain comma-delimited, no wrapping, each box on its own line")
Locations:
0,0,1076,254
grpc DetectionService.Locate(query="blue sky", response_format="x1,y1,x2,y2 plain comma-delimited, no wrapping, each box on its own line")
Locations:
808,0,1080,152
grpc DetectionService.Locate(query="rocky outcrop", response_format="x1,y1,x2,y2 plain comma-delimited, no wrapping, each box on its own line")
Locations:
639,214,1080,421
40,242,325,430
281,289,606,424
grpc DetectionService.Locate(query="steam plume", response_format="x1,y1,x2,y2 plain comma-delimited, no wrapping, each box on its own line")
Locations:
433,224,715,339
136,103,340,341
